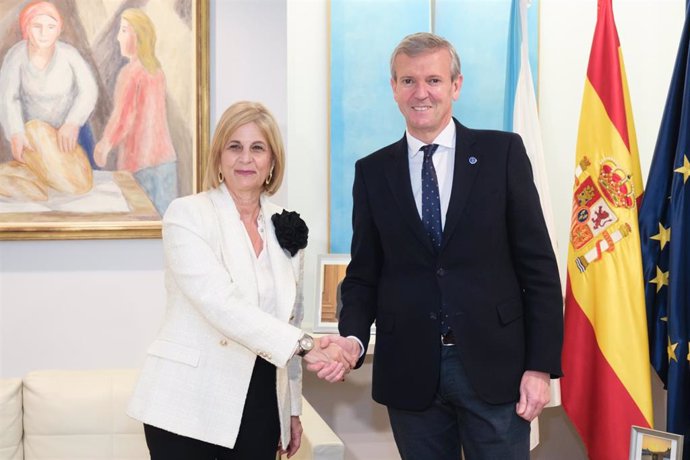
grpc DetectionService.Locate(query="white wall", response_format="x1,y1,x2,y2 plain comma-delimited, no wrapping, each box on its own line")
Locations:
0,1,685,459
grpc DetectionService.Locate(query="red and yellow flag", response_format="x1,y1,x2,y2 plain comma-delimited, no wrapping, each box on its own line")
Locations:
561,1,652,459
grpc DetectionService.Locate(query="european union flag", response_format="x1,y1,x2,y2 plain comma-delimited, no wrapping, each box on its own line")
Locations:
639,2,690,458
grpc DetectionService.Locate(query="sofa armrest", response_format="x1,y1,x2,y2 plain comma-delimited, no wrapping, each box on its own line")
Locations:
22,369,147,460
0,378,23,460
293,397,344,460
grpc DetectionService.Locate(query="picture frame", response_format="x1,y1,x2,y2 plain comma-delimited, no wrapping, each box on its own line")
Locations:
313,253,350,333
629,425,684,460
313,253,376,334
0,0,210,240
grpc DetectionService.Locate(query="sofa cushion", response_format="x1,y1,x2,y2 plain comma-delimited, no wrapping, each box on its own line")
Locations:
22,369,148,460
0,378,23,460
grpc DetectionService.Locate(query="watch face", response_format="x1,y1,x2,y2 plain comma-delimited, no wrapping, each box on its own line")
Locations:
300,336,314,351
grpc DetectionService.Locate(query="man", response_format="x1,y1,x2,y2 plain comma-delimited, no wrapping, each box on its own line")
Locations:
322,32,563,459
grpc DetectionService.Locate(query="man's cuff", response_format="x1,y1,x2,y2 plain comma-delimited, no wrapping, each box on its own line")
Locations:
347,336,365,358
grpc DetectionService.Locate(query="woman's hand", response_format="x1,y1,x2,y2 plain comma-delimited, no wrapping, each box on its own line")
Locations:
303,345,346,382
303,337,357,382
278,415,302,458
10,133,29,162
57,122,79,153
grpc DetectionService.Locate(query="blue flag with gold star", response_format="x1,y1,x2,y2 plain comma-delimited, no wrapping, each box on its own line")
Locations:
639,2,690,457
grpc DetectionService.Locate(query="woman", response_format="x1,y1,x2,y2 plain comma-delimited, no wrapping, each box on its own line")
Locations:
127,101,354,459
0,1,98,164
94,8,177,215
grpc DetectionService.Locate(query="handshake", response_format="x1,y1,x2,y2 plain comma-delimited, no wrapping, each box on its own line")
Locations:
301,335,362,383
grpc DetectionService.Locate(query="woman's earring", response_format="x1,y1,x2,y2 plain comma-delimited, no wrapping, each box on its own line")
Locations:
218,169,224,183
265,168,273,186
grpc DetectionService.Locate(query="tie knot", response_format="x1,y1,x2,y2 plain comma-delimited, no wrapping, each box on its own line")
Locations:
421,144,439,159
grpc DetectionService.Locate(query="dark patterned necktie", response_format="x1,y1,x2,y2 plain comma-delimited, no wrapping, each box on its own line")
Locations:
421,144,442,250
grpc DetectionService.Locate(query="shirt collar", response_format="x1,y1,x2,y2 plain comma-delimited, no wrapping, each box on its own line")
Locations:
407,118,456,158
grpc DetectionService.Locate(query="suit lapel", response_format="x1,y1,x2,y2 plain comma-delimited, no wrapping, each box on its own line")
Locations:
207,189,297,320
384,135,436,254
261,197,297,322
207,187,259,307
441,121,480,251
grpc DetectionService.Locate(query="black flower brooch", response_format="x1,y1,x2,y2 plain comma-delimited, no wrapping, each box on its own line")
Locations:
271,210,308,256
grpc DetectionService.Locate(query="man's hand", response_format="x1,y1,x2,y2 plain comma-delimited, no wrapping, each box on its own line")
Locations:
302,337,349,382
58,122,79,153
515,370,550,421
319,334,361,369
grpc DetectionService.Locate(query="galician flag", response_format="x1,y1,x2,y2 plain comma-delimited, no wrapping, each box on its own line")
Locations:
560,1,653,459
503,0,562,450
504,0,560,277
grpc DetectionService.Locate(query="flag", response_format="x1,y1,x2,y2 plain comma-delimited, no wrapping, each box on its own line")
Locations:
503,0,551,450
504,0,562,283
639,2,690,458
560,1,653,459
503,1,562,450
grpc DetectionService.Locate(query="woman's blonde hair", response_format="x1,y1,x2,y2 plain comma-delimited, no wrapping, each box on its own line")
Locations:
121,8,160,73
203,101,285,195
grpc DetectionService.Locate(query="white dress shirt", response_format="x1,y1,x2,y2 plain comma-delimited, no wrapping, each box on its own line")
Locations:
406,119,456,228
248,211,277,319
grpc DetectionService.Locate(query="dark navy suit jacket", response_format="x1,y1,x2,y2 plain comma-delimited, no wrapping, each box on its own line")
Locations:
338,118,563,410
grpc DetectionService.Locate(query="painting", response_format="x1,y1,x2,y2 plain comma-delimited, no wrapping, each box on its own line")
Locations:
0,0,209,239
329,0,538,252
629,426,684,460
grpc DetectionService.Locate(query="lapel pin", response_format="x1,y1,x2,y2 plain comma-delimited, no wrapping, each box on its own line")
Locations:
468,156,478,165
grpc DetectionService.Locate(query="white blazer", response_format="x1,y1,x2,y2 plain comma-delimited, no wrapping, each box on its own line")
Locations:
127,186,305,449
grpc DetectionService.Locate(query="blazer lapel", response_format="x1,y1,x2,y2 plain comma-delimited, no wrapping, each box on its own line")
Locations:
383,135,436,254
207,187,259,307
261,197,297,322
441,120,481,251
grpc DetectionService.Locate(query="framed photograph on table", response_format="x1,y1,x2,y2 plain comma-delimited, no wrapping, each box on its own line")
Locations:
629,425,683,460
313,253,350,333
313,253,376,335
0,0,210,240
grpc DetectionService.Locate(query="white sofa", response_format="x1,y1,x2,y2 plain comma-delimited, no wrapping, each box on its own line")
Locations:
0,369,344,460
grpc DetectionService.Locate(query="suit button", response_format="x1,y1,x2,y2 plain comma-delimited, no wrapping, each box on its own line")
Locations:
220,339,228,346
436,268,445,277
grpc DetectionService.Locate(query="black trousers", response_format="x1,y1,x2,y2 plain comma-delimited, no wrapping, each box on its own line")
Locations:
144,357,280,460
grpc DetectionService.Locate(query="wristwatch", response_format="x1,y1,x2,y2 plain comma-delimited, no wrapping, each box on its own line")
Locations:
296,333,314,357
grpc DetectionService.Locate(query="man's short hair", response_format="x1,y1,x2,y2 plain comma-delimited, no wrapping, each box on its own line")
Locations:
390,32,462,81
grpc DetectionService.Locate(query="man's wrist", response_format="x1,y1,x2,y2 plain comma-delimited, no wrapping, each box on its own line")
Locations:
347,336,365,358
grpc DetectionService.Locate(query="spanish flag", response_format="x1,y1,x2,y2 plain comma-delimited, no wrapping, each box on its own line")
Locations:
561,1,653,459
